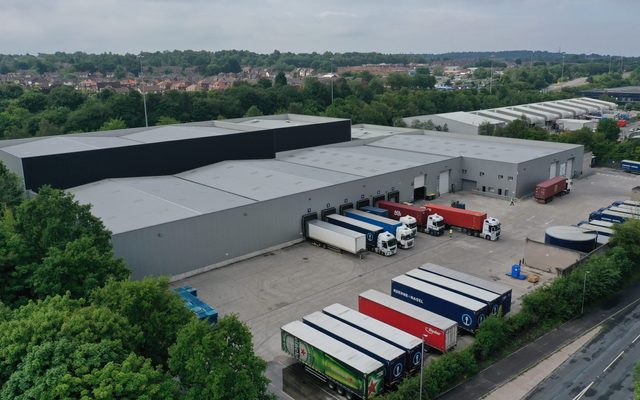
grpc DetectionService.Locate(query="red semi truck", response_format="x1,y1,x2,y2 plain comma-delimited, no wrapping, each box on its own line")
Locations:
358,289,457,353
423,204,501,241
377,200,445,236
534,176,571,204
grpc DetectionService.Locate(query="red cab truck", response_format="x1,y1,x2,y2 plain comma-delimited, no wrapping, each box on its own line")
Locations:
534,176,569,204
377,200,445,236
423,203,501,240
358,289,457,353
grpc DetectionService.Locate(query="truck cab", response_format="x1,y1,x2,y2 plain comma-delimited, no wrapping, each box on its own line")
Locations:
399,215,417,237
396,225,414,249
377,232,398,256
483,218,501,241
426,214,445,236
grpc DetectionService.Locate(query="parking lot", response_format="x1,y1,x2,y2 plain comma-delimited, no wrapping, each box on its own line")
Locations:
172,168,640,400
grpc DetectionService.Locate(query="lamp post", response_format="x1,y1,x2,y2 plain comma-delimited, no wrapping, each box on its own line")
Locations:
330,57,334,104
581,270,590,314
489,56,494,94
419,333,427,399
138,54,149,128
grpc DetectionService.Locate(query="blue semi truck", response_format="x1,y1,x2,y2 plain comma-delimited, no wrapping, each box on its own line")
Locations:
344,209,414,249
325,214,397,256
303,311,407,388
391,274,488,333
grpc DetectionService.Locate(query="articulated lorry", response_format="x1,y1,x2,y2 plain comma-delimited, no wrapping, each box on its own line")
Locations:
423,203,501,240
534,176,571,204
392,275,488,333
358,289,457,353
344,209,414,249
303,311,407,388
281,321,384,399
419,263,512,315
305,219,367,256
325,214,397,256
323,303,423,374
377,200,445,236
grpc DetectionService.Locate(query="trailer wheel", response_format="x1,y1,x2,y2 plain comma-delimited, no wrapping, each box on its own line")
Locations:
337,386,345,395
345,392,354,400
328,381,336,391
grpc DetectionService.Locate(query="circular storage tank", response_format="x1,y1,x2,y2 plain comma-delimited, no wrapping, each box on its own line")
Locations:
544,226,597,253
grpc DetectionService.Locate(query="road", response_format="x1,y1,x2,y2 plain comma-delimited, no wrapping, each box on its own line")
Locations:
526,299,640,400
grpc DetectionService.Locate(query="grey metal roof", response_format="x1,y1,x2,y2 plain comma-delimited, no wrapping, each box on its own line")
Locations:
68,177,254,234
436,111,505,126
123,125,242,143
528,104,571,118
491,108,546,125
510,106,557,121
368,133,578,163
0,136,137,157
473,110,520,123
279,147,426,177
351,124,421,140
177,159,354,201
338,145,456,165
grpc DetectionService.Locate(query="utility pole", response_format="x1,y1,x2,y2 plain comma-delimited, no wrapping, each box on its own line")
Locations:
609,55,612,74
560,52,565,81
330,57,334,104
489,55,494,94
139,54,149,128
419,334,426,399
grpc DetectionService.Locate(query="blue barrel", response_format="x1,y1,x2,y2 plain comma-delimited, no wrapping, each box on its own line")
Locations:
544,226,597,253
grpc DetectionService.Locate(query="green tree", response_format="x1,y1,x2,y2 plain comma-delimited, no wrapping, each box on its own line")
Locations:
597,118,621,141
244,105,264,117
0,187,124,305
634,363,640,400
91,277,192,366
474,316,507,360
0,162,23,209
99,117,127,131
169,316,273,400
274,71,287,87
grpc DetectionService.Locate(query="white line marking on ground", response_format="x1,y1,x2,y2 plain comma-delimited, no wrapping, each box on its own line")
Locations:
526,215,535,221
632,333,640,344
602,351,625,374
544,219,554,225
572,381,594,400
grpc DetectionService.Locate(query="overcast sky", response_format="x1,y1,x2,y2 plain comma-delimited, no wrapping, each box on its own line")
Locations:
1,0,638,56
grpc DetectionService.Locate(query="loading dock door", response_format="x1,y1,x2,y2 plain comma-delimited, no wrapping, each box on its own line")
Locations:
356,198,370,210
439,170,450,194
462,179,476,191
559,162,567,177
549,162,557,179
566,158,574,178
387,191,400,203
413,174,426,200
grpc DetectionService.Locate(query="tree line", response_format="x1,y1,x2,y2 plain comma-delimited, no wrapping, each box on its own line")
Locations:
0,168,273,399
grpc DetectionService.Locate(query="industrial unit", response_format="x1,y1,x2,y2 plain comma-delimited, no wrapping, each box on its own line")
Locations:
0,114,584,279
403,97,617,135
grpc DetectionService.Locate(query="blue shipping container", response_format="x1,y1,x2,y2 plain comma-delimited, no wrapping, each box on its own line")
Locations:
391,275,488,333
325,214,385,251
621,160,640,173
174,287,218,324
360,206,389,217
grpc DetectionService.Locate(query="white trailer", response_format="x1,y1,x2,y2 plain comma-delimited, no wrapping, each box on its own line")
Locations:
557,119,596,131
305,220,366,256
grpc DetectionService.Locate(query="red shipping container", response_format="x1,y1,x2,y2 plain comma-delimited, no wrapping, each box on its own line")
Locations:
423,204,487,231
377,200,429,226
358,289,457,352
534,176,567,203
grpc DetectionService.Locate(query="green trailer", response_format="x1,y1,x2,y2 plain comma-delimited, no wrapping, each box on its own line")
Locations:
281,321,385,399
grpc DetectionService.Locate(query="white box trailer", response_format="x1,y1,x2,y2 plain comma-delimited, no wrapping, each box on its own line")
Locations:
557,118,596,131
305,220,366,256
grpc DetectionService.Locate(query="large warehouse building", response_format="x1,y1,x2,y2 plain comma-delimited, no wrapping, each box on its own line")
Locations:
403,97,617,134
0,114,583,279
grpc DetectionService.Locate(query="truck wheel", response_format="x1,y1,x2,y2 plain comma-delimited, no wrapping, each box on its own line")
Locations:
345,392,354,400
485,235,491,240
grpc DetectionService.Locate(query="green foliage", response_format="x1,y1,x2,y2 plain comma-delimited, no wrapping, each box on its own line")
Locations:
169,316,274,400
91,277,192,366
474,316,507,360
274,71,287,87
597,118,621,141
0,161,23,209
244,105,264,117
634,363,640,400
0,187,128,305
155,116,180,125
99,117,127,131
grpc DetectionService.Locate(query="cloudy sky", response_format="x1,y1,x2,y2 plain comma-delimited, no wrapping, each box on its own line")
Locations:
1,0,638,56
